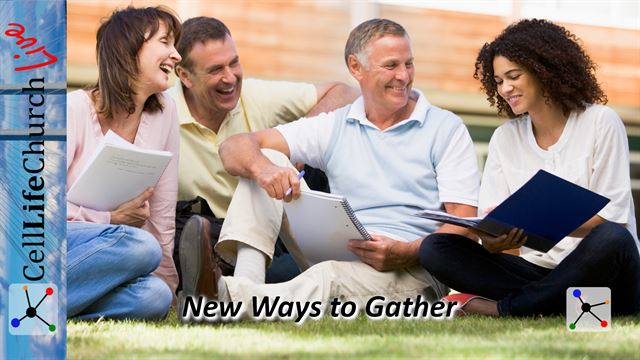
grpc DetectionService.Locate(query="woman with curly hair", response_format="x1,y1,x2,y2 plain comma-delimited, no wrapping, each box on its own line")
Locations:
419,19,640,316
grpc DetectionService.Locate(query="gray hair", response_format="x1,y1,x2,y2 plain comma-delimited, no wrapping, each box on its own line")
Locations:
344,18,408,68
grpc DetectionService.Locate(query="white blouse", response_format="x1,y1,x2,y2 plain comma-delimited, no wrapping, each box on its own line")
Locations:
480,104,638,269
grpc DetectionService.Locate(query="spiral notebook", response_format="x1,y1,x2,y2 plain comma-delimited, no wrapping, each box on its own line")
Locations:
282,189,371,268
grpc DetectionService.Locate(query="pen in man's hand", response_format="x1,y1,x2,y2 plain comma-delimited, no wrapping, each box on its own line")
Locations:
285,170,305,196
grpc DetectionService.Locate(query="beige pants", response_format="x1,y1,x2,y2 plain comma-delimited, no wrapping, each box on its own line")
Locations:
215,149,446,315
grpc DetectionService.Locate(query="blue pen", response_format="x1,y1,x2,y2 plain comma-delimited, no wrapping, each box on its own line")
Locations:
285,170,305,196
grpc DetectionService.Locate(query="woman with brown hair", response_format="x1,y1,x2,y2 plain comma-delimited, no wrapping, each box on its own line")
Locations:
420,19,640,317
66,6,181,319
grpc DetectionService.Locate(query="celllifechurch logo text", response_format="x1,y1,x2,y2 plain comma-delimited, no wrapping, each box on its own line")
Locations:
18,77,48,282
2,2,66,358
180,295,458,324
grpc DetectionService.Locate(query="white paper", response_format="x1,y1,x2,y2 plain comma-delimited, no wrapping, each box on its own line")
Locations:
283,189,369,267
67,131,172,211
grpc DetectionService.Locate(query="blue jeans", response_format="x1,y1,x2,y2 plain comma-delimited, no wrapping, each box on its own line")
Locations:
67,222,172,320
419,222,640,316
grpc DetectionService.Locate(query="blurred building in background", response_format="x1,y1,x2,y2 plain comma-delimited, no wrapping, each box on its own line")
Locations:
67,0,640,229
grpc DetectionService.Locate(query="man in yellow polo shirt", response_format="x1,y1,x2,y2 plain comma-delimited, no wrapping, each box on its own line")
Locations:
167,16,358,293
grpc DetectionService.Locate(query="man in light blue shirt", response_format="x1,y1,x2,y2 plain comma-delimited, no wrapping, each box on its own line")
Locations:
179,18,480,320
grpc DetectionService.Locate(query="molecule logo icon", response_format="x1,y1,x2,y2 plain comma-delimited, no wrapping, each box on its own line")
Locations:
566,287,611,332
8,283,58,335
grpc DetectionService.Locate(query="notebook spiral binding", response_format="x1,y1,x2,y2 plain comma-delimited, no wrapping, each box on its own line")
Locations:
341,199,372,240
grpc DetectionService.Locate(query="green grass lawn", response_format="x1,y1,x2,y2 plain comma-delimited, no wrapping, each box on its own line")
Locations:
67,311,640,359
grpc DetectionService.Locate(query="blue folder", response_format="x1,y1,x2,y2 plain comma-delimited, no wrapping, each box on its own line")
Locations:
477,170,610,252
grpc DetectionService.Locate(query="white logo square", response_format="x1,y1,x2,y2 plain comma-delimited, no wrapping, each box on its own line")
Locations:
8,283,58,335
566,287,611,332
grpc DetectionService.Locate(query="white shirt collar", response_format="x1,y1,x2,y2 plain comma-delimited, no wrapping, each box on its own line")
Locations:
345,89,431,131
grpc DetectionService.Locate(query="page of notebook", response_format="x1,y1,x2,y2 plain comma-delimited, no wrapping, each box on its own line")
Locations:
283,189,368,266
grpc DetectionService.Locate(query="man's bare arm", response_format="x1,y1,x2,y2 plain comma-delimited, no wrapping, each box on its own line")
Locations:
434,202,478,240
307,82,360,117
220,129,302,200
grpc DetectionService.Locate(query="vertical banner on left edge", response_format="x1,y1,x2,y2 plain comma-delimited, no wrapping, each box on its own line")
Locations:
0,1,67,359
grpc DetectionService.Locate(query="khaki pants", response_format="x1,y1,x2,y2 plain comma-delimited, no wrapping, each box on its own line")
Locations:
215,149,447,314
